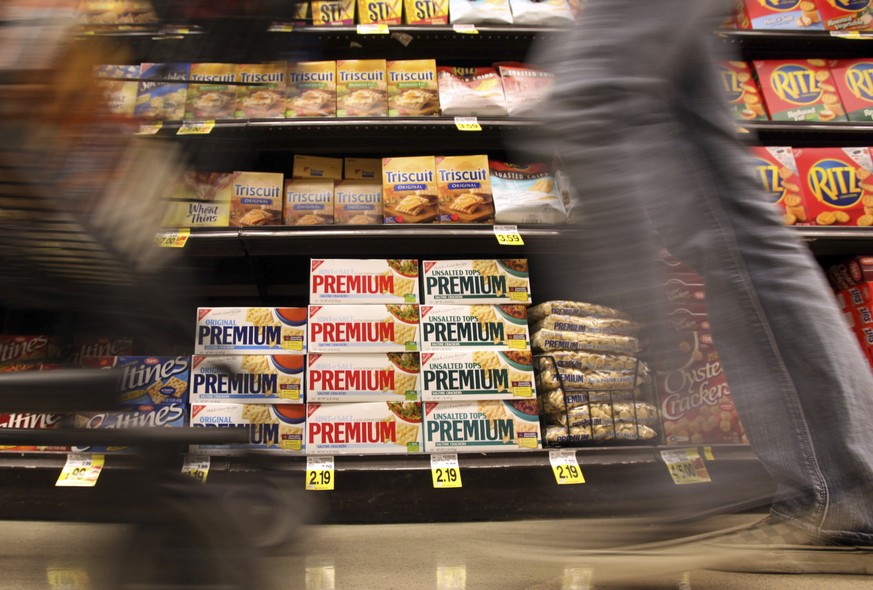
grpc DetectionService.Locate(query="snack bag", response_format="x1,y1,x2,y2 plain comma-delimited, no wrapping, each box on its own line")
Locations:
437,67,508,117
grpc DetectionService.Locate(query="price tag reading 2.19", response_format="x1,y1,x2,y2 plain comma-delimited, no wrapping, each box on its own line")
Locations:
306,456,335,491
549,450,585,485
431,453,462,488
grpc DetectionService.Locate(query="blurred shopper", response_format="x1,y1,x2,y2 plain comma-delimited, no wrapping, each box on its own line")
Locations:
523,0,873,572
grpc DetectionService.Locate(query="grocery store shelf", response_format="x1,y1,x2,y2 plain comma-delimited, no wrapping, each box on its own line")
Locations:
719,29,873,59
798,226,873,255
743,121,873,147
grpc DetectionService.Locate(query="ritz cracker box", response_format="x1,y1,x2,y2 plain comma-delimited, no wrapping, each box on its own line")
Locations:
747,146,806,225
191,355,305,404
736,0,824,29
754,59,847,121
719,61,768,121
829,59,873,122
814,0,873,31
307,352,421,402
195,307,307,355
793,147,873,226
382,156,439,223
306,401,423,454
310,259,420,304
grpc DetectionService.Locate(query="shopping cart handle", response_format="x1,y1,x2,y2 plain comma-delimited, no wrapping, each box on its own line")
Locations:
0,368,123,412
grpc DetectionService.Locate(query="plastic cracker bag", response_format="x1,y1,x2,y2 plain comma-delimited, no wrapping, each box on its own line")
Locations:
508,0,574,25
496,62,554,116
449,0,513,24
490,161,568,224
437,67,508,117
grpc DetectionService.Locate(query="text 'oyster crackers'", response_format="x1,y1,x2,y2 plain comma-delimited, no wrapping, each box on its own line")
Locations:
306,401,423,454
310,259,420,304
287,61,337,117
230,171,283,227
421,350,535,401
423,400,541,453
436,155,493,223
754,59,847,122
190,403,305,454
420,304,531,351
423,259,530,304
195,308,307,355
307,352,421,402
284,179,335,226
337,60,387,117
308,304,420,353
85,356,190,405
235,62,287,119
191,355,305,404
387,60,440,117
335,180,383,225
382,156,438,223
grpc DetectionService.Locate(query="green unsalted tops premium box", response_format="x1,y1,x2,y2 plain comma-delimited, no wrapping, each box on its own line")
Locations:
423,400,541,452
423,259,531,304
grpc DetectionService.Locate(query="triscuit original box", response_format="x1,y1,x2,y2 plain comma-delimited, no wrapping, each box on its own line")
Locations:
308,304,420,352
358,0,403,23
312,0,356,25
421,350,535,401
293,155,343,180
190,403,306,454
186,63,237,121
135,63,189,121
335,180,383,225
420,304,531,351
829,59,873,122
229,171,283,227
191,355,305,404
423,400,541,452
382,156,439,223
72,402,187,454
306,401,422,454
435,155,494,223
310,259,420,304
286,61,337,117
793,147,873,226
719,61,768,121
387,60,440,116
284,179,335,226
307,353,421,402
96,65,140,117
747,146,806,225
737,0,824,29
337,60,388,117
344,157,382,180
754,59,847,121
404,0,449,23
235,62,287,119
423,259,531,304
196,307,307,355
815,0,873,31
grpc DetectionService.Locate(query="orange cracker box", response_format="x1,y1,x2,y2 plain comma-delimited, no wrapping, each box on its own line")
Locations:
284,179,335,225
387,60,440,117
286,61,337,118
358,0,403,23
335,180,383,225
234,63,287,120
435,154,494,223
185,63,237,121
382,156,438,223
312,0,356,25
737,0,824,29
344,157,382,180
829,59,873,122
719,61,768,121
404,0,449,23
747,146,806,225
793,147,873,227
814,0,873,31
230,171,284,227
337,60,388,117
754,59,847,121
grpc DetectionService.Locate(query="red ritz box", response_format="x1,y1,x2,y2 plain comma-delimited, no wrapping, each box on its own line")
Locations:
754,59,847,121
737,0,824,29
793,147,873,226
814,0,873,31
719,61,768,120
830,59,873,121
747,146,805,224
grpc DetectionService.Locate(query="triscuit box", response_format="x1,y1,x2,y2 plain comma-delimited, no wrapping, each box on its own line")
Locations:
754,59,847,122
382,156,439,223
814,0,873,31
135,63,189,121
490,161,568,224
310,259,420,304
234,62,287,119
421,350,536,401
358,0,403,23
72,402,187,454
286,61,337,117
423,400,541,452
435,155,494,223
423,259,531,304
230,171,283,227
308,304,420,353
420,304,531,351
404,0,448,23
793,147,873,227
195,307,308,355
185,63,237,121
736,0,824,29
190,403,306,454
307,352,421,402
387,60,440,116
829,59,873,122
293,155,343,180
496,62,555,116
284,179,335,226
335,180,383,225
191,355,305,404
306,401,423,454
747,146,805,225
437,67,508,117
344,157,382,180
337,60,388,117
95,65,140,117
312,0,356,25
718,61,768,121
97,356,191,406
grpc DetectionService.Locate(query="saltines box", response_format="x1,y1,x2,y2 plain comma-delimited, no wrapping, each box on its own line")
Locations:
306,401,423,454
191,355,305,404
310,259,420,304
307,352,421,402
307,304,420,353
82,355,190,405
422,259,530,304
195,308,307,355
423,400,542,453
419,304,531,351
420,350,536,401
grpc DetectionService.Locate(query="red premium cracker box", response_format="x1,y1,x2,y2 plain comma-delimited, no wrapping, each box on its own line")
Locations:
754,59,847,121
830,59,873,121
747,146,806,224
814,0,873,31
737,0,824,29
793,147,873,226
719,61,768,121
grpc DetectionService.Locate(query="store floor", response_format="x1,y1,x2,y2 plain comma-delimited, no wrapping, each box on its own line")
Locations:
3,515,872,589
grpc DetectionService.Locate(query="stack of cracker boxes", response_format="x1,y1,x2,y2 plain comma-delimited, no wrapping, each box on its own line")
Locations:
191,308,308,455
829,256,873,372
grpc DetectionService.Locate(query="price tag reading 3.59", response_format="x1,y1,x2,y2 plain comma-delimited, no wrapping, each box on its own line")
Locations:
306,456,335,491
431,453,462,488
493,225,524,246
549,450,585,485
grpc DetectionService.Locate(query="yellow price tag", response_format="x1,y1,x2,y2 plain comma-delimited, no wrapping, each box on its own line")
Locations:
516,433,539,449
136,122,162,135
549,450,585,484
46,567,91,589
357,24,390,34
280,389,301,400
830,30,863,39
511,386,533,398
661,448,711,485
177,120,215,135
452,24,479,34
431,453,462,488
268,22,295,32
493,225,524,246
454,116,482,131
155,228,190,248
181,455,210,484
306,456,335,490
56,454,105,487
704,446,715,461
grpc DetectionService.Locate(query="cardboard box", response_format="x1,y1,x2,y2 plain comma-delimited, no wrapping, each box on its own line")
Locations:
0,412,67,453
195,308,307,355
334,180,383,225
190,403,306,454
95,64,140,118
235,62,287,119
815,0,873,31
306,402,422,454
83,356,190,406
307,352,421,402
754,59,846,121
420,350,536,401
387,60,439,116
310,259,420,304
423,400,541,452
312,0,356,25
737,0,824,29
420,304,531,351
829,59,873,121
284,179,335,226
422,259,531,304
337,60,387,117
186,63,237,121
344,158,382,180
308,304,420,353
793,147,873,226
719,61,768,121
229,171,283,227
435,155,494,223
72,402,187,454
358,0,403,24
135,63,189,121
293,155,344,180
748,146,805,224
404,0,449,24
286,61,337,117
191,355,305,404
382,156,438,223
0,336,54,369
163,201,230,228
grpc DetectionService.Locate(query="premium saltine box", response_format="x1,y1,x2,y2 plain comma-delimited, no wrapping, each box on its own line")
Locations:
382,156,438,223
793,147,873,227
284,179,335,226
334,180,383,225
307,352,421,402
420,350,536,401
195,307,307,355
310,259,420,304
747,146,806,225
422,259,531,304
830,59,873,122
286,61,337,117
307,304,420,353
191,355,305,404
306,401,423,454
419,304,531,351
190,403,306,454
754,59,847,122
718,61,768,121
423,400,542,453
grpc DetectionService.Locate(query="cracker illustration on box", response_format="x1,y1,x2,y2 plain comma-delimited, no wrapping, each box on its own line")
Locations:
382,156,438,223
754,59,847,122
719,61,768,121
794,147,873,227
306,402,423,454
190,403,306,454
748,146,805,225
830,59,873,122
387,60,440,116
435,155,494,223
307,352,421,402
235,62,286,119
287,62,337,117
186,63,237,121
